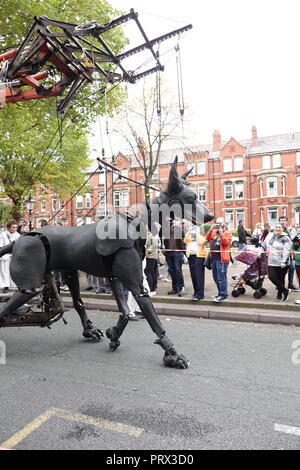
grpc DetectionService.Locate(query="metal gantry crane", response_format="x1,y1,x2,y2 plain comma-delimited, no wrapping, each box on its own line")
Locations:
0,9,192,113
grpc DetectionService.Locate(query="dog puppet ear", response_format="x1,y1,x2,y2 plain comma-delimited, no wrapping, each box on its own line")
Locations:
180,166,193,181
167,156,183,194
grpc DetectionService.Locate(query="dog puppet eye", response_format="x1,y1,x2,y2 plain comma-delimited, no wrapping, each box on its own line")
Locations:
186,194,196,203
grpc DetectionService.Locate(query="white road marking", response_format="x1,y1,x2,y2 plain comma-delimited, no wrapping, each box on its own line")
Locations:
274,423,300,437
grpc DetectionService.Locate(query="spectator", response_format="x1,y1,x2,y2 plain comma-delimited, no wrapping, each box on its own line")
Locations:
96,277,112,294
17,219,27,234
144,229,160,296
60,216,69,227
251,222,262,247
206,217,232,303
39,219,48,227
279,216,299,290
237,220,251,251
0,220,20,292
184,224,206,301
263,223,292,302
84,273,94,291
261,222,271,242
289,218,297,240
292,232,300,304
163,219,186,297
159,262,170,282
20,224,30,234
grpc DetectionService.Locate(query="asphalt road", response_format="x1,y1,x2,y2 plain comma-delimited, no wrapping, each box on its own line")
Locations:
0,310,300,450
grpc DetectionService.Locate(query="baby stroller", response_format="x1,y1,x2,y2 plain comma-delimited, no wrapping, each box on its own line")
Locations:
232,246,268,299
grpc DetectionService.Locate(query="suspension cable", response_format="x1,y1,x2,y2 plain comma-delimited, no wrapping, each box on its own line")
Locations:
175,40,184,119
47,162,102,224
75,172,121,226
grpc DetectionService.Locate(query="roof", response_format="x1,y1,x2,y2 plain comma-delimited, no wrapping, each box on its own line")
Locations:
86,131,300,172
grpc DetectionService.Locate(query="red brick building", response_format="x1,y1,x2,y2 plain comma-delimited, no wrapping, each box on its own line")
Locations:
22,126,300,230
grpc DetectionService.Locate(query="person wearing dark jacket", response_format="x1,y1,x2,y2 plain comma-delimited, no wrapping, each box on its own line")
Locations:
279,216,299,290
163,219,186,297
237,220,251,251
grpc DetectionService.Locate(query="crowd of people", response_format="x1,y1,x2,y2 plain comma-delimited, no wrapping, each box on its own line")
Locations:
138,215,300,307
1,214,300,311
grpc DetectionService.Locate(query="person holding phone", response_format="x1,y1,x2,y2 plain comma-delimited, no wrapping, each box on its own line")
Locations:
205,217,232,303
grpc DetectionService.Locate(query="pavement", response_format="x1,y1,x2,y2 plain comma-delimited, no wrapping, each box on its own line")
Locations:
60,261,300,327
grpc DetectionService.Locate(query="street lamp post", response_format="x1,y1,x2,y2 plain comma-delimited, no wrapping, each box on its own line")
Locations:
25,195,36,231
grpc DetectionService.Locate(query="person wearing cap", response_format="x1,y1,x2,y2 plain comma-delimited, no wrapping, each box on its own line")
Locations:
205,217,232,303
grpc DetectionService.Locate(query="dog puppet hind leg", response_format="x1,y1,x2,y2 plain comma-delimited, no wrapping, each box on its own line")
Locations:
62,271,103,341
109,248,189,368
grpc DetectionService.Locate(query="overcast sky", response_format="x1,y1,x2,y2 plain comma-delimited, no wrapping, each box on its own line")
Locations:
91,0,300,155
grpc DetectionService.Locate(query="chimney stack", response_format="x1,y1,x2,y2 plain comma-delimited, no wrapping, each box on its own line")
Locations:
251,125,258,147
213,130,222,152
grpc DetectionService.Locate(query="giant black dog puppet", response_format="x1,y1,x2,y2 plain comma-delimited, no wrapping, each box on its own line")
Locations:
0,158,213,368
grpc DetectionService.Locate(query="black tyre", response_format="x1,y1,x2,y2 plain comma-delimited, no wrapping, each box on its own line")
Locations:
231,240,239,248
238,287,246,295
253,291,262,299
260,288,267,296
232,290,240,297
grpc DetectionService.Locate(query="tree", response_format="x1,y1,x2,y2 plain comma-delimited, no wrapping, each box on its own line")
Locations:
0,0,128,220
112,82,185,204
0,201,12,225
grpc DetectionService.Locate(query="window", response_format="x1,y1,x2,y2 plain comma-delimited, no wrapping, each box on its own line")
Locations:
76,195,83,209
224,182,233,200
85,216,92,224
297,176,300,196
98,191,105,208
99,171,105,185
235,181,244,199
234,157,243,172
259,178,264,197
113,191,120,208
225,210,234,229
262,155,271,169
198,161,206,175
113,190,129,208
187,163,195,176
281,176,286,196
198,184,206,201
273,154,281,168
152,168,159,181
236,210,244,225
268,208,278,228
223,159,232,173
40,199,46,212
85,192,91,209
52,196,59,212
266,177,278,197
